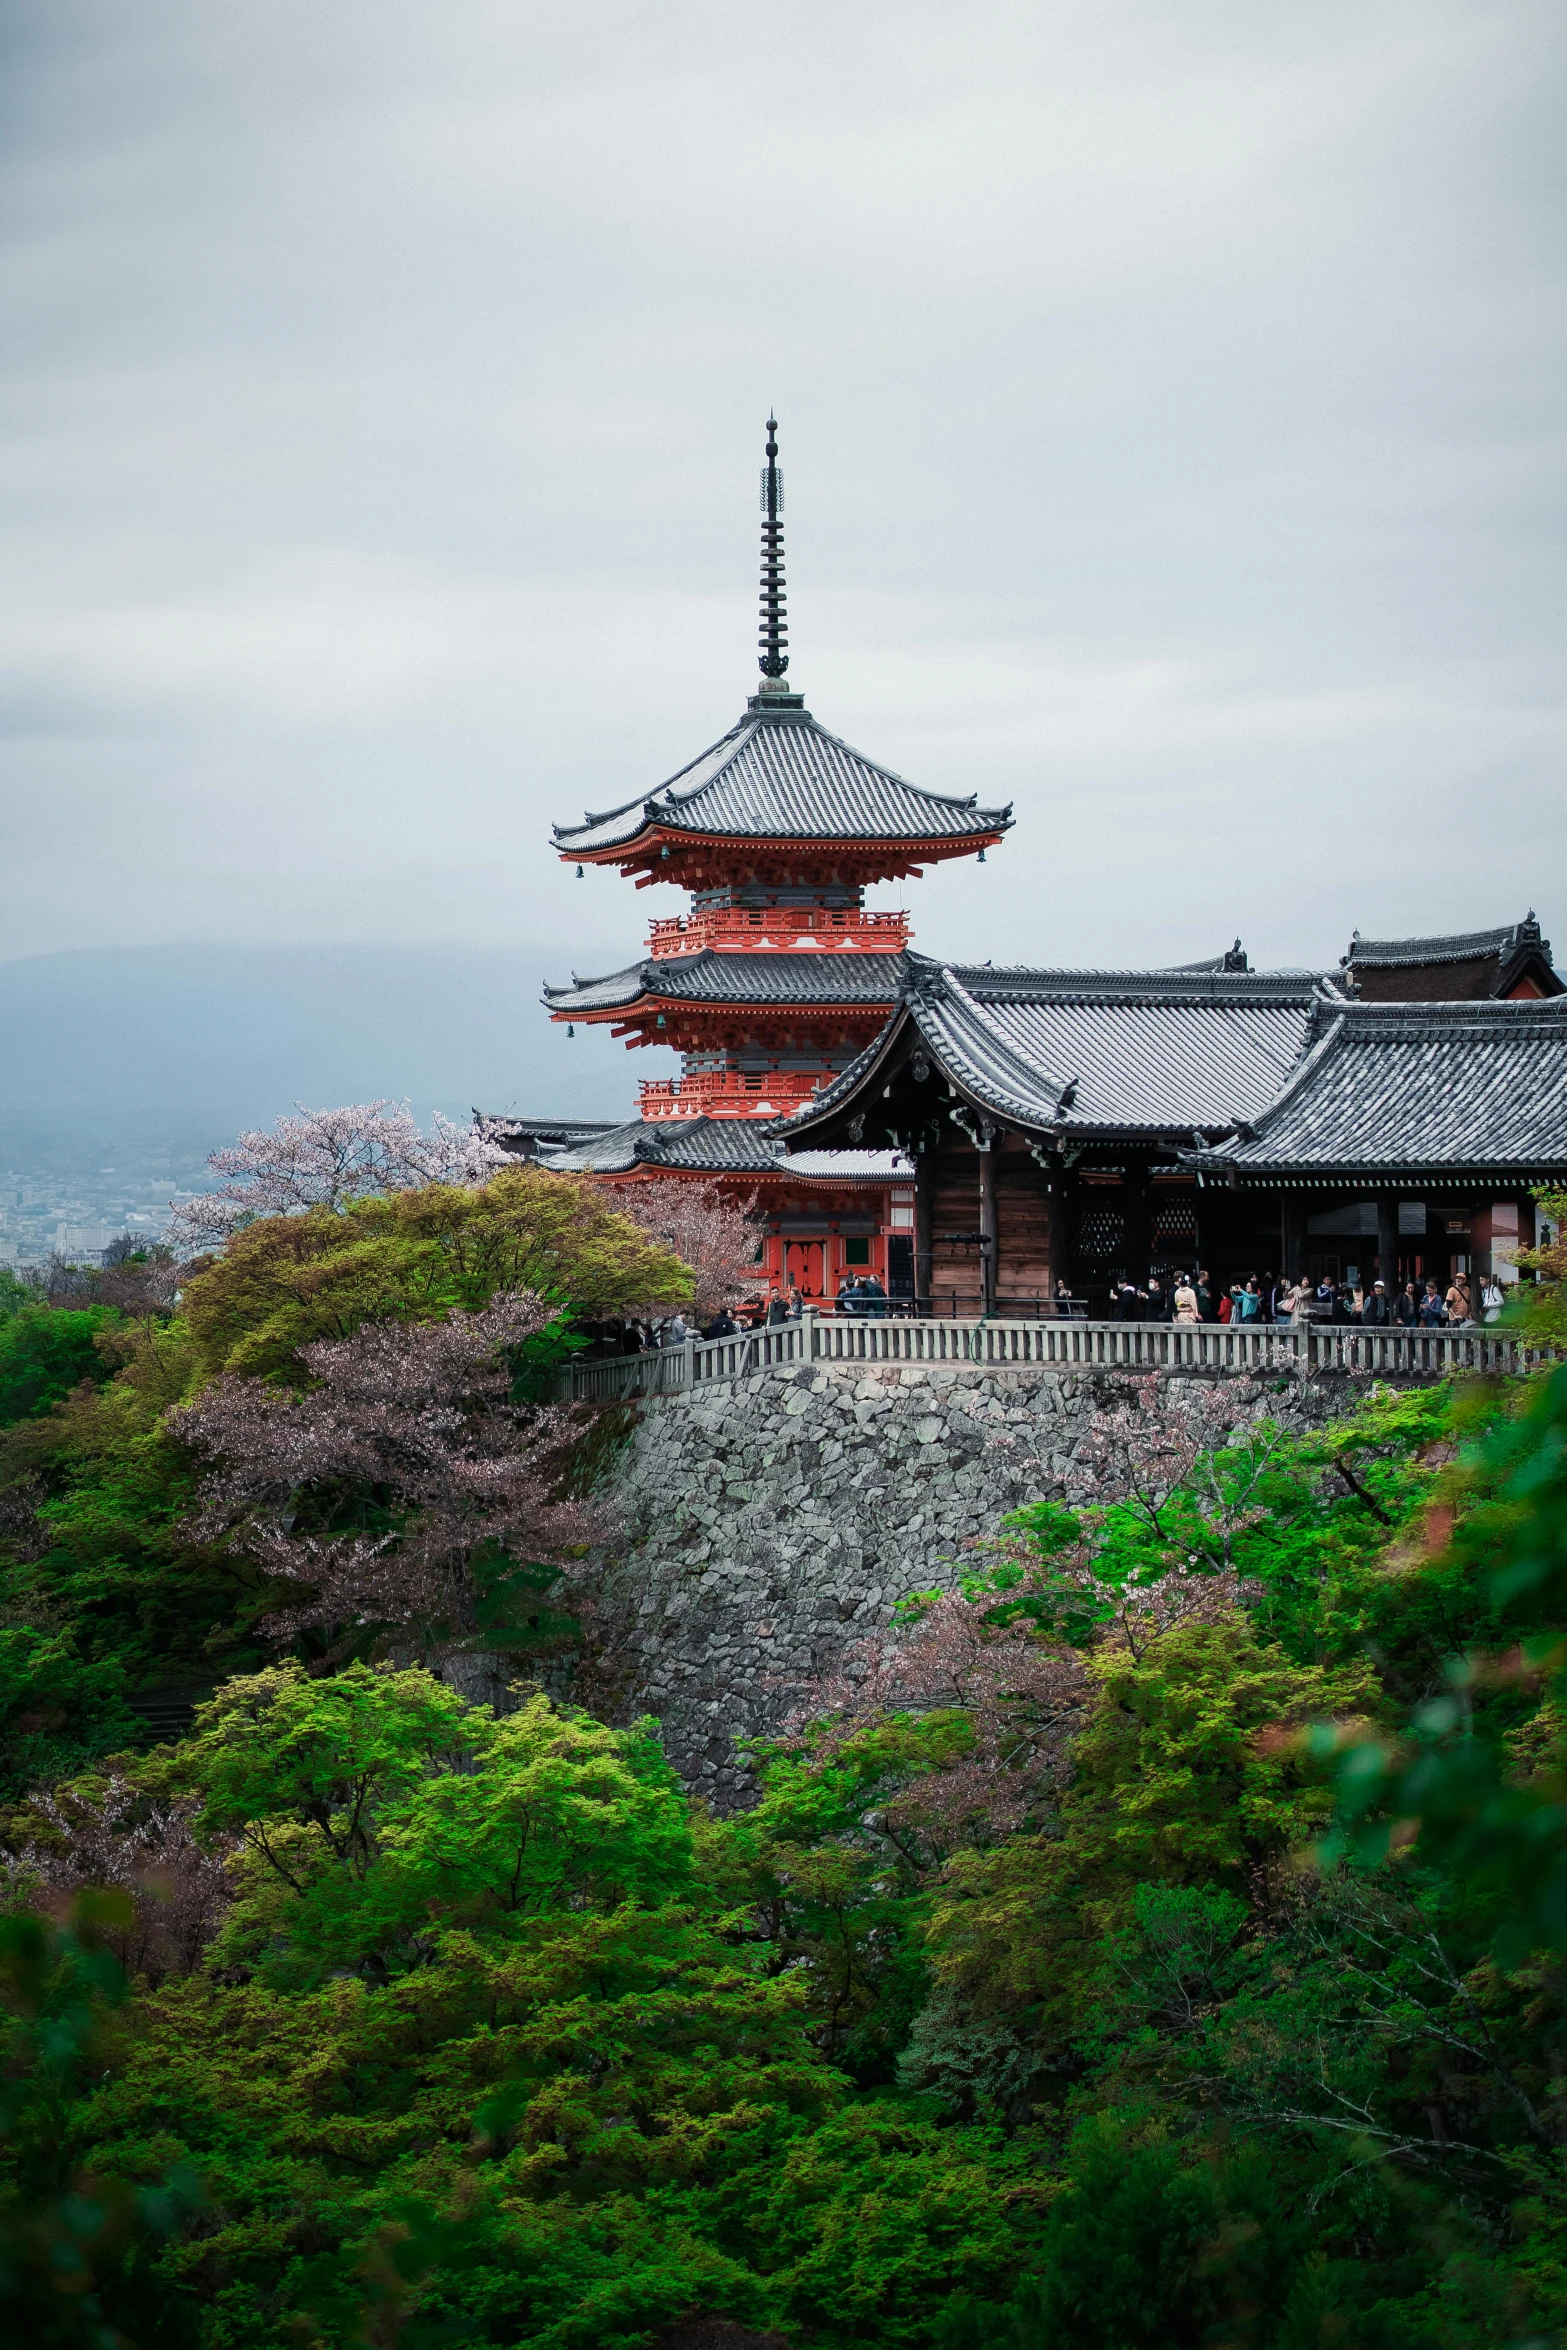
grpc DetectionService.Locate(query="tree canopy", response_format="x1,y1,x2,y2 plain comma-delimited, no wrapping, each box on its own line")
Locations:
2,1178,1567,2347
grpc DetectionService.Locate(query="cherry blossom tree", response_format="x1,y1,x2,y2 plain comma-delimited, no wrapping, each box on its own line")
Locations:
605,1180,763,1317
173,1291,593,1658
38,1242,182,1316
167,1101,506,1253
797,1592,1091,1845
7,1772,231,1985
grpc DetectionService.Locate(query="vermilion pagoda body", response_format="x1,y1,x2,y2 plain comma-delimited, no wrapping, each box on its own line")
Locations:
517,420,1011,1304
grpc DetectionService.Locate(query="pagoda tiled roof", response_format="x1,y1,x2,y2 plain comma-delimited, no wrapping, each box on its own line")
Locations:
544,950,907,1017
532,1113,910,1180
776,955,1332,1143
1187,996,1567,1180
552,703,1012,854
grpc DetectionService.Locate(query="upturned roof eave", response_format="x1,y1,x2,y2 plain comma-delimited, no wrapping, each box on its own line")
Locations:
542,947,909,1020
1343,915,1550,970
543,985,901,1023
557,815,1012,867
550,704,1016,859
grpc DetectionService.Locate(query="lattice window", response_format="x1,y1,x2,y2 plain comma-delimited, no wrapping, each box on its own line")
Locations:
1152,1200,1198,1246
1076,1210,1126,1260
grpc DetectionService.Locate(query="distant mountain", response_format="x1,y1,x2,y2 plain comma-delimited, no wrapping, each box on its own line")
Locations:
0,943,672,1177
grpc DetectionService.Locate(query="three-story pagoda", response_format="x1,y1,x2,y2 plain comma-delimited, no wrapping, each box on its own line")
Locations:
528,420,1012,1302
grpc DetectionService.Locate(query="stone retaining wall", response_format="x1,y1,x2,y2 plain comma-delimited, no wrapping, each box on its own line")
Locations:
562,1354,1346,1806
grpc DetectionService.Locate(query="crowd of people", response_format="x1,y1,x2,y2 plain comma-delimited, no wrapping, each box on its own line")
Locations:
1108,1265,1507,1328
577,1274,899,1356
573,1265,1507,1359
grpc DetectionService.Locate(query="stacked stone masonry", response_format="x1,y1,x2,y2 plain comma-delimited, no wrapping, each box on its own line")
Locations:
563,1357,1351,1806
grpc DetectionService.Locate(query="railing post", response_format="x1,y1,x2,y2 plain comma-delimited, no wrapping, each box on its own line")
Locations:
803,1306,818,1363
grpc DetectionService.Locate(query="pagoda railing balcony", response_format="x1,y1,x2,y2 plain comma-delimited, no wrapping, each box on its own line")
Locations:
638,1070,824,1121
646,907,909,959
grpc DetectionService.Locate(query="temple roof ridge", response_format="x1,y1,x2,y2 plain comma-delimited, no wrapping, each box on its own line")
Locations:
527,1107,912,1180
1342,912,1547,968
933,954,1329,1005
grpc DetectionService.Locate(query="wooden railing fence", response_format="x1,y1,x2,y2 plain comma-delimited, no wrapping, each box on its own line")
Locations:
565,1313,1546,1403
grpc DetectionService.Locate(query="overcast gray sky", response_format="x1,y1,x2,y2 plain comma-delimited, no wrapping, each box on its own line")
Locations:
2,0,1564,999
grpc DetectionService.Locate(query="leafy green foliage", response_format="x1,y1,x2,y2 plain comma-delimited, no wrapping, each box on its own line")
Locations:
0,1625,141,1806
0,1893,203,2346
0,1266,35,1319
6,1313,1567,2345
1329,1362,1567,1958
0,1317,261,1709
179,1168,691,1385
987,1383,1456,1675
0,1306,119,1428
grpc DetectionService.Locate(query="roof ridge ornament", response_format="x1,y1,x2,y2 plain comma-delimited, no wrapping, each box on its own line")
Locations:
757,414,791,689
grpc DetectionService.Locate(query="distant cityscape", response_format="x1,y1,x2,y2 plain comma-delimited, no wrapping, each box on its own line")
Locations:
0,1148,213,1268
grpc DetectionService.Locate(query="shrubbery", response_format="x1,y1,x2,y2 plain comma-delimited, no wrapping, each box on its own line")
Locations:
1,1172,1565,2345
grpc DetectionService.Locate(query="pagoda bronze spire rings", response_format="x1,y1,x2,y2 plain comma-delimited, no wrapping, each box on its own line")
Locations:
758,414,789,679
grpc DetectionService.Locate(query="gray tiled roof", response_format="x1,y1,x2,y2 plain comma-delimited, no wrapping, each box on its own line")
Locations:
544,950,907,1016
779,956,1326,1142
949,963,1324,1005
536,1115,907,1180
545,950,1322,1019
552,706,1012,853
1343,915,1548,970
477,1113,621,1144
530,1116,649,1173
1200,997,1567,1176
783,1148,915,1179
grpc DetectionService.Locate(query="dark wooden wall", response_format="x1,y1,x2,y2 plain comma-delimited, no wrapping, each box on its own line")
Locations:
929,1148,982,1306
916,1131,1356,1309
995,1140,1053,1302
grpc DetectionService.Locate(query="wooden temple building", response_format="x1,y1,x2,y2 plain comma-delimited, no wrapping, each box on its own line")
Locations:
773,940,1566,1313
486,420,1566,1314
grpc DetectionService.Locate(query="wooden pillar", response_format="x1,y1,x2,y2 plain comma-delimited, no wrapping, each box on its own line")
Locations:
1125,1159,1152,1287
1047,1176,1065,1306
1282,1195,1306,1280
914,1148,935,1310
1376,1194,1399,1298
978,1139,998,1315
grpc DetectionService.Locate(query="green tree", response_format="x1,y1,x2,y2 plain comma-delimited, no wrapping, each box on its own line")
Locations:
150,1665,698,1985
0,1267,34,1318
0,1893,201,2347
180,1168,692,1385
0,1317,257,1707
928,1615,1377,2022
0,1306,119,1428
1325,1364,1567,1968
70,1671,846,2346
0,1625,141,1806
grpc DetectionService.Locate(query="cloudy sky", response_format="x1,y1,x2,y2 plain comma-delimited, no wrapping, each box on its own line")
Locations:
2,1,1564,1027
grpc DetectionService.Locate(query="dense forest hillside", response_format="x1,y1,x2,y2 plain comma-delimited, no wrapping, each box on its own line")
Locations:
1,1152,1565,2349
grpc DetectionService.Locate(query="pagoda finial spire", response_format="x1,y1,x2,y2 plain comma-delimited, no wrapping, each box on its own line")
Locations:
757,415,789,681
